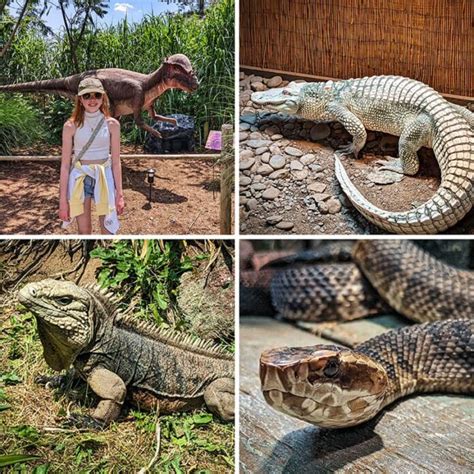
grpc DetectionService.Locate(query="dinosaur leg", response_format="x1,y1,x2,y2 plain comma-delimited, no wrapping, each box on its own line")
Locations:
378,113,431,175
203,378,234,422
327,102,367,158
146,104,178,126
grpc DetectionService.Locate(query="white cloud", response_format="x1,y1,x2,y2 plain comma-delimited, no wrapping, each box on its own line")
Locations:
114,3,135,14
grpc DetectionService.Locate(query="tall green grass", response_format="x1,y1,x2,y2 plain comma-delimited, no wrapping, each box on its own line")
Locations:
1,0,234,148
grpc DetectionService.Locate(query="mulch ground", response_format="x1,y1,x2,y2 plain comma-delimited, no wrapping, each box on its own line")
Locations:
0,148,229,235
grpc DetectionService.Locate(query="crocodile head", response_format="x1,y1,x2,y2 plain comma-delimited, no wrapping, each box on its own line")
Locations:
18,279,96,371
251,82,305,114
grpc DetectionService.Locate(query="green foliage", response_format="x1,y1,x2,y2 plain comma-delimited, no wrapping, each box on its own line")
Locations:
0,95,47,154
2,0,234,147
0,455,41,468
90,240,194,325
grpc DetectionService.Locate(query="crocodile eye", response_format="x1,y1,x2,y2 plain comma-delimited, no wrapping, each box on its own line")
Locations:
323,359,339,378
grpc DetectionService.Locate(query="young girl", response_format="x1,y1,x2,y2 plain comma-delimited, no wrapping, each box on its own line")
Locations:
59,77,124,234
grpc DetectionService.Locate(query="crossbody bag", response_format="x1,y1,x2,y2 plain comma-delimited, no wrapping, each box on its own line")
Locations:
70,116,106,169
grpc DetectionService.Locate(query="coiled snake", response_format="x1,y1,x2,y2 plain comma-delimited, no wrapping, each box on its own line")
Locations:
245,240,474,428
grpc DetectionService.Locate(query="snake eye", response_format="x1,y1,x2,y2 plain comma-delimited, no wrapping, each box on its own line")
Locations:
323,359,339,378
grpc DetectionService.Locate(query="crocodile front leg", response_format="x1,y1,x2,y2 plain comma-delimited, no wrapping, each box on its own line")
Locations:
379,113,432,175
327,102,367,158
203,378,234,422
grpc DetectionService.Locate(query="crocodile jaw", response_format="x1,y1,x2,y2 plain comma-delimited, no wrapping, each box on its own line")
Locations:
251,82,304,114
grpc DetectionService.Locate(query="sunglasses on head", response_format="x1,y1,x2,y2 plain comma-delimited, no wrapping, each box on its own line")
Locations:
82,92,103,100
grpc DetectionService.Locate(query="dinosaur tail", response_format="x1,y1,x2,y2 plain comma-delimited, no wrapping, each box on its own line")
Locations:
335,116,474,234
0,78,76,98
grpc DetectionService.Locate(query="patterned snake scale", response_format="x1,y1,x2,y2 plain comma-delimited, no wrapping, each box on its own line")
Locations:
249,240,474,428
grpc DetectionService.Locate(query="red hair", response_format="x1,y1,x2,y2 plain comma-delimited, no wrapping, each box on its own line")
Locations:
69,93,111,128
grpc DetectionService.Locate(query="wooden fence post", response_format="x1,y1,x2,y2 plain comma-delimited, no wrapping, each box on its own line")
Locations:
220,124,233,234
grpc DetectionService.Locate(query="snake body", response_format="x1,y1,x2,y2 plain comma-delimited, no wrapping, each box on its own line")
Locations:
247,240,474,428
260,319,473,428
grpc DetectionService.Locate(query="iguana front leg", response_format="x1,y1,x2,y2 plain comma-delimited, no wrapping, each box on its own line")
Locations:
146,101,178,126
327,102,367,158
203,378,234,422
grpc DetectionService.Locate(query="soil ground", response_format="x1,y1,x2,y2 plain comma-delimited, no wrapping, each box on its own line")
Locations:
0,146,228,235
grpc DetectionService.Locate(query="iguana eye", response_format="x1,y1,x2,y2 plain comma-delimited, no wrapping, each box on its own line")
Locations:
57,296,73,305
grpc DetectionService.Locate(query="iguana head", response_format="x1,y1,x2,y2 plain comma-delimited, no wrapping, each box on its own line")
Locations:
18,279,96,371
251,82,305,114
164,54,199,92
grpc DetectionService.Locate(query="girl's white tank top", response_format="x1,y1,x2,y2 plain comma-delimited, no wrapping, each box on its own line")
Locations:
73,111,110,161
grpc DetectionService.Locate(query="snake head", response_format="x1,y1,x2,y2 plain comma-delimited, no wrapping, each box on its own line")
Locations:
260,345,388,428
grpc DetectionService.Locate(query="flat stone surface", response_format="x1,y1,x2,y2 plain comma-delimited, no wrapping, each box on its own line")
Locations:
256,164,274,176
290,160,304,171
267,75,283,88
265,215,283,225
307,182,327,193
275,221,294,230
247,139,272,148
240,158,256,170
240,176,252,186
301,154,316,165
270,155,286,170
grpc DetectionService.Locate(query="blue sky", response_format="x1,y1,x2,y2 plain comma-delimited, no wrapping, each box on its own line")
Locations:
41,1,183,31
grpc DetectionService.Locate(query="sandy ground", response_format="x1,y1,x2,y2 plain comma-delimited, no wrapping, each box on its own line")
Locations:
0,156,229,235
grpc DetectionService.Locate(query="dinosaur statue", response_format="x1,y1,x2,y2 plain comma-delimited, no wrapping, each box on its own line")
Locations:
251,76,474,234
0,54,198,138
18,279,234,428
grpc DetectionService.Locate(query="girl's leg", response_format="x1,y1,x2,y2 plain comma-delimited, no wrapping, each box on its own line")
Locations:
99,216,112,235
76,198,93,234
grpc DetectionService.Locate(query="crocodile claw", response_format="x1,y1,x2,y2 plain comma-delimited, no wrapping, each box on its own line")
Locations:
376,156,405,174
336,143,359,158
62,413,106,431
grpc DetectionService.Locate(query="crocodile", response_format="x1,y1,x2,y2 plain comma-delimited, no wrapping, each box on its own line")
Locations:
18,279,234,427
0,54,198,138
251,76,474,234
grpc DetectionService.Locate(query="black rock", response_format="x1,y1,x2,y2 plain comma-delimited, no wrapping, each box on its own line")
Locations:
144,114,195,153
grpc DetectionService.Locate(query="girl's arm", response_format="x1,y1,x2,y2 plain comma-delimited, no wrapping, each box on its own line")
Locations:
59,120,75,221
108,118,124,215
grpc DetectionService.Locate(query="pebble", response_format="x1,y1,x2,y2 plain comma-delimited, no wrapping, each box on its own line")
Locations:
290,160,303,171
246,198,258,211
269,169,289,179
271,134,283,140
262,187,280,199
267,76,283,88
256,164,274,175
285,146,304,157
308,183,327,193
292,169,309,180
276,221,294,230
240,158,255,170
255,146,268,155
326,198,342,214
247,139,272,148
266,215,283,225
310,124,331,141
240,149,254,160
301,154,316,165
260,152,271,164
251,183,266,192
251,82,266,92
240,176,252,187
270,155,286,169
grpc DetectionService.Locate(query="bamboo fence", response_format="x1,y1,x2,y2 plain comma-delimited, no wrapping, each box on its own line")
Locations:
240,0,473,98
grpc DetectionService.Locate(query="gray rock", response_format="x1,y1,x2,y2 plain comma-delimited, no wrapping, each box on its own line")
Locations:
290,160,303,171
270,155,286,169
271,134,283,140
326,198,342,214
240,158,255,170
269,169,289,179
255,146,268,155
251,82,266,92
251,183,266,192
260,152,271,164
246,198,258,210
247,139,272,148
301,154,316,165
239,176,252,187
292,169,309,180
311,192,331,203
249,131,264,140
266,215,283,225
256,164,274,176
276,221,294,230
309,164,323,173
240,149,254,160
262,187,280,200
239,132,249,141
240,123,251,131
267,75,283,88
308,182,327,193
285,146,304,157
310,124,331,141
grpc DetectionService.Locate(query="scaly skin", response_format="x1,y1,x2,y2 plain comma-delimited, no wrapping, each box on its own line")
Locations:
0,54,198,139
18,279,234,426
251,76,474,234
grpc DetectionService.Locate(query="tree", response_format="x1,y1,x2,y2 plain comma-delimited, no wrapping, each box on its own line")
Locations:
56,0,108,72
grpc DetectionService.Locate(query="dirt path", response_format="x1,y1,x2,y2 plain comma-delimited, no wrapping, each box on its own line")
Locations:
0,157,227,235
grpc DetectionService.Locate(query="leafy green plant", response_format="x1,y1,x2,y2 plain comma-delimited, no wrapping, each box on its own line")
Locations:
0,95,47,154
91,240,194,325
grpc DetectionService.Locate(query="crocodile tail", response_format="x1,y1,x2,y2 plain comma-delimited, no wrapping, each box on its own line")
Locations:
0,78,77,98
335,141,474,234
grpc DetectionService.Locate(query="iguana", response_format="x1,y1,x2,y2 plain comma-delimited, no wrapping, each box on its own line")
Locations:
0,54,198,138
18,279,234,427
251,76,474,234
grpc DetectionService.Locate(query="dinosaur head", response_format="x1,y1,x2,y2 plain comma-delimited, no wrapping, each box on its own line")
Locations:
251,82,305,114
164,54,199,92
18,279,96,371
